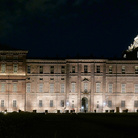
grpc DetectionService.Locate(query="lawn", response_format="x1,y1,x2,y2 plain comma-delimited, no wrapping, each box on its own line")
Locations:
0,112,138,138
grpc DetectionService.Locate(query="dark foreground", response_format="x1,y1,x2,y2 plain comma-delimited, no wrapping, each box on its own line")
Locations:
0,112,138,138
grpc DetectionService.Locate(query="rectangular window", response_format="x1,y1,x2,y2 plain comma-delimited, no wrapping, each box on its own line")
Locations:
1,64,6,73
84,65,88,73
61,84,65,93
1,84,5,92
121,84,126,93
121,101,125,108
1,55,6,60
96,83,100,92
26,83,31,92
134,100,138,107
96,66,100,73
50,84,54,92
13,64,18,73
39,83,43,92
135,84,138,93
13,100,16,107
50,66,54,74
72,66,75,73
61,100,64,107
135,66,138,74
39,66,43,74
84,82,88,92
39,100,42,107
61,66,65,74
108,100,112,108
1,100,4,107
27,66,31,73
13,55,18,60
108,84,113,93
122,66,125,74
71,83,76,92
13,83,17,92
109,66,112,74
50,100,53,107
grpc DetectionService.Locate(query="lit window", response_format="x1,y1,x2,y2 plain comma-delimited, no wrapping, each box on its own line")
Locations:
13,64,18,73
1,84,5,92
39,66,43,74
96,66,100,73
50,66,54,74
39,83,43,92
108,100,112,108
1,100,4,107
108,84,113,93
27,66,31,73
71,83,76,92
84,65,88,73
61,66,65,74
122,66,125,74
39,100,42,107
121,84,126,93
1,64,6,73
135,84,138,93
26,83,31,92
96,83,100,92
134,100,138,107
61,84,65,93
61,100,64,107
135,66,138,74
72,66,75,73
50,84,54,92
13,100,16,107
109,66,112,74
121,101,125,107
13,84,17,92
50,100,53,107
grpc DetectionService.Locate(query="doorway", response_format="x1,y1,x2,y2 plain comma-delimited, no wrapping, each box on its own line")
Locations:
81,97,88,112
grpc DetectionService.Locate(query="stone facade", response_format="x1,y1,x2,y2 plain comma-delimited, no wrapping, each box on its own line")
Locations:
1,50,138,113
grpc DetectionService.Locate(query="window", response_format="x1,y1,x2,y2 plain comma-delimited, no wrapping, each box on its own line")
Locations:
1,55,6,60
122,66,125,74
13,55,18,60
96,83,100,92
96,66,100,73
121,84,126,93
13,64,18,73
1,84,5,92
135,66,138,74
27,66,31,73
97,101,99,108
13,100,16,107
61,66,65,74
26,83,31,92
71,83,76,92
121,101,125,108
50,84,54,92
39,66,43,74
61,78,64,80
1,64,6,73
13,84,17,92
39,83,43,92
108,100,112,108
39,78,43,80
50,78,54,80
50,66,54,74
39,100,42,107
109,66,112,74
134,100,138,107
135,84,138,93
50,100,53,107
61,84,65,93
61,100,64,107
84,65,88,73
108,84,113,93
84,82,88,92
1,100,4,107
72,66,75,73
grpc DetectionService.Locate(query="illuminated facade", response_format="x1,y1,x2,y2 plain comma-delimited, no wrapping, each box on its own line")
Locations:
1,36,138,113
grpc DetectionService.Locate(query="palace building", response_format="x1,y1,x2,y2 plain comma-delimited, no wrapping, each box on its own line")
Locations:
1,36,138,113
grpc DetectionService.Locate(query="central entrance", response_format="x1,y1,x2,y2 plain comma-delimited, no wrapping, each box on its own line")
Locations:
81,97,88,112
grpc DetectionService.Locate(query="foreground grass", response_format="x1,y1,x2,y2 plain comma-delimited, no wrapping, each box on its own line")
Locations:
0,112,138,138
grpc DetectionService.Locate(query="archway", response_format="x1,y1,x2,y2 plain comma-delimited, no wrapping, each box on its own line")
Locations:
81,97,88,112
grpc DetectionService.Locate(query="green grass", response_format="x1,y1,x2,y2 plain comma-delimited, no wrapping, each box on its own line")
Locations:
0,112,138,138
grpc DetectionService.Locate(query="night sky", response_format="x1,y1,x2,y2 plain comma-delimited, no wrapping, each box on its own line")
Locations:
0,0,138,58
